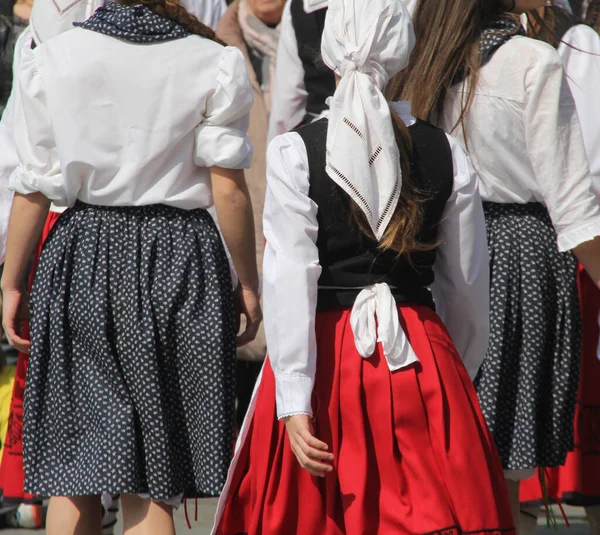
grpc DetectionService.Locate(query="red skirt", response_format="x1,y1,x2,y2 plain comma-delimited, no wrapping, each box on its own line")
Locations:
213,305,515,535
0,211,61,504
521,266,600,506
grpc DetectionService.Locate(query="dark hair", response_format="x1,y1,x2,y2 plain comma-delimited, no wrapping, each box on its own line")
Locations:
386,0,515,129
119,0,225,44
348,106,436,256
526,4,582,48
583,0,600,30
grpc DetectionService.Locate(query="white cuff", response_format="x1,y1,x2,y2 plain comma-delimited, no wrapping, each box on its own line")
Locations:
556,217,600,252
195,126,253,169
8,166,45,195
274,373,314,420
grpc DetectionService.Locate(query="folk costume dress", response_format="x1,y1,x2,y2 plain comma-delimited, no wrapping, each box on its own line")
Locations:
8,3,253,500
215,0,515,528
438,24,600,476
213,106,515,535
520,20,600,505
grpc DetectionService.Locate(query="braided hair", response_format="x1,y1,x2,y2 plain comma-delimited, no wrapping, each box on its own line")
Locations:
119,0,226,45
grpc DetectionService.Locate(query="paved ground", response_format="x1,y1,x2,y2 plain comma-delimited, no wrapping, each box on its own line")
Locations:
0,502,593,534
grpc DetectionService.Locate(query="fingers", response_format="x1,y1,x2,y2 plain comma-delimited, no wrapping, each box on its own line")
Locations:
298,428,330,453
290,442,333,478
3,322,31,354
236,316,260,347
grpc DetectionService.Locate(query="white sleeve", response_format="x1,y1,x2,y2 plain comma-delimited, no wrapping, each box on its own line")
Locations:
194,46,254,169
263,132,321,419
8,42,69,205
0,27,35,263
267,1,307,142
524,44,600,252
431,135,490,380
559,25,600,199
0,94,17,265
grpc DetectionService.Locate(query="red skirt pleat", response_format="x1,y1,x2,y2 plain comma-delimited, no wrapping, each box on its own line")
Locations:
215,305,515,535
0,211,61,504
521,266,600,506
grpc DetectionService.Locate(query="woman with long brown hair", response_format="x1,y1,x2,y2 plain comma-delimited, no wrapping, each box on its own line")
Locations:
389,0,600,524
1,0,261,532
213,0,514,533
519,2,600,531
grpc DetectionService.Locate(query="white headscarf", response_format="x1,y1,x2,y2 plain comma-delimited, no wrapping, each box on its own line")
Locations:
321,0,415,241
30,0,104,44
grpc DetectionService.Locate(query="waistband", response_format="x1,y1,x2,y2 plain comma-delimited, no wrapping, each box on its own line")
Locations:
317,285,434,313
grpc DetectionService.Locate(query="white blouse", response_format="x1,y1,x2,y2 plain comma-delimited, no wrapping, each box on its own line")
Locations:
559,24,600,198
438,36,600,253
264,105,490,419
9,29,254,209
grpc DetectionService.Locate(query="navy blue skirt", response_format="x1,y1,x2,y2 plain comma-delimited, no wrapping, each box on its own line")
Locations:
476,202,581,471
23,202,236,499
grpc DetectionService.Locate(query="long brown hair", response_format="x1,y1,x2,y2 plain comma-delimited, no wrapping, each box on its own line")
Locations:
387,0,511,126
348,105,436,256
118,0,225,44
526,4,582,47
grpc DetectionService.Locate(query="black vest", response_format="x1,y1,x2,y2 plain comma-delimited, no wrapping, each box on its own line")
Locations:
295,119,454,312
290,0,336,125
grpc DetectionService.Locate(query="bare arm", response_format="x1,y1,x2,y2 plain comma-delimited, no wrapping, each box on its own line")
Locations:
1,192,50,352
574,236,600,288
210,166,262,345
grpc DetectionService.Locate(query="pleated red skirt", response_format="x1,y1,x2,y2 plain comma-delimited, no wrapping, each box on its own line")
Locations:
213,305,515,535
521,266,600,506
0,211,61,504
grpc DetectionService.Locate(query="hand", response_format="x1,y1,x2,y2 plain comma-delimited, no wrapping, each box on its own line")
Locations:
236,285,262,347
1,287,31,354
284,414,334,477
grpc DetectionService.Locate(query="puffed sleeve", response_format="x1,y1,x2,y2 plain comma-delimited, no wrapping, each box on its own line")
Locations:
194,46,254,169
0,27,35,263
263,132,321,419
431,135,490,380
524,44,600,252
559,24,600,198
8,46,68,204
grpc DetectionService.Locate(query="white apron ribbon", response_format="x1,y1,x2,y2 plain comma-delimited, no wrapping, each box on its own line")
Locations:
350,283,419,371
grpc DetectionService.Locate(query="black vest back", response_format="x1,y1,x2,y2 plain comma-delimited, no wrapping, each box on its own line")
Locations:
295,118,454,311
290,0,336,124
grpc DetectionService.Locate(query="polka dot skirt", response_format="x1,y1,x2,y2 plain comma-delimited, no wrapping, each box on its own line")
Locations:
23,202,236,500
475,202,582,471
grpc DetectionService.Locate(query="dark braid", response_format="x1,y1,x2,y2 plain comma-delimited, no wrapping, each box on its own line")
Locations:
119,0,226,45
585,0,600,31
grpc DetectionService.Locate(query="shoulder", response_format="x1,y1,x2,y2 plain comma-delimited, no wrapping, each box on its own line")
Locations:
496,35,565,73
559,23,600,59
562,23,600,48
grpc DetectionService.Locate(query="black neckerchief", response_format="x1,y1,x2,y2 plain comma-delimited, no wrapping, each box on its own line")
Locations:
75,2,189,43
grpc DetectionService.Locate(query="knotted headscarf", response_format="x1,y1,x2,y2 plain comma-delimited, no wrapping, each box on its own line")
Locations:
321,0,415,240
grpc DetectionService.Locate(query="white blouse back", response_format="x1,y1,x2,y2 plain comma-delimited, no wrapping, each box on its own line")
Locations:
9,29,254,209
438,36,600,252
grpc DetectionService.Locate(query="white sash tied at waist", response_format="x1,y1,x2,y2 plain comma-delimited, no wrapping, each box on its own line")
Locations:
350,283,419,372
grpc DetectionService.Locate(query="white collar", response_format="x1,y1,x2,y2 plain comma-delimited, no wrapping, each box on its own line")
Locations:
303,0,328,13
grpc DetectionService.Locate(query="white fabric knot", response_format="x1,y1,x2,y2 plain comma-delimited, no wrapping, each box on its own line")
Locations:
321,0,415,241
350,283,419,372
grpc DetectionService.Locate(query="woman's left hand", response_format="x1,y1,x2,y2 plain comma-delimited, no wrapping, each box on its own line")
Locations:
284,414,334,477
1,287,31,354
